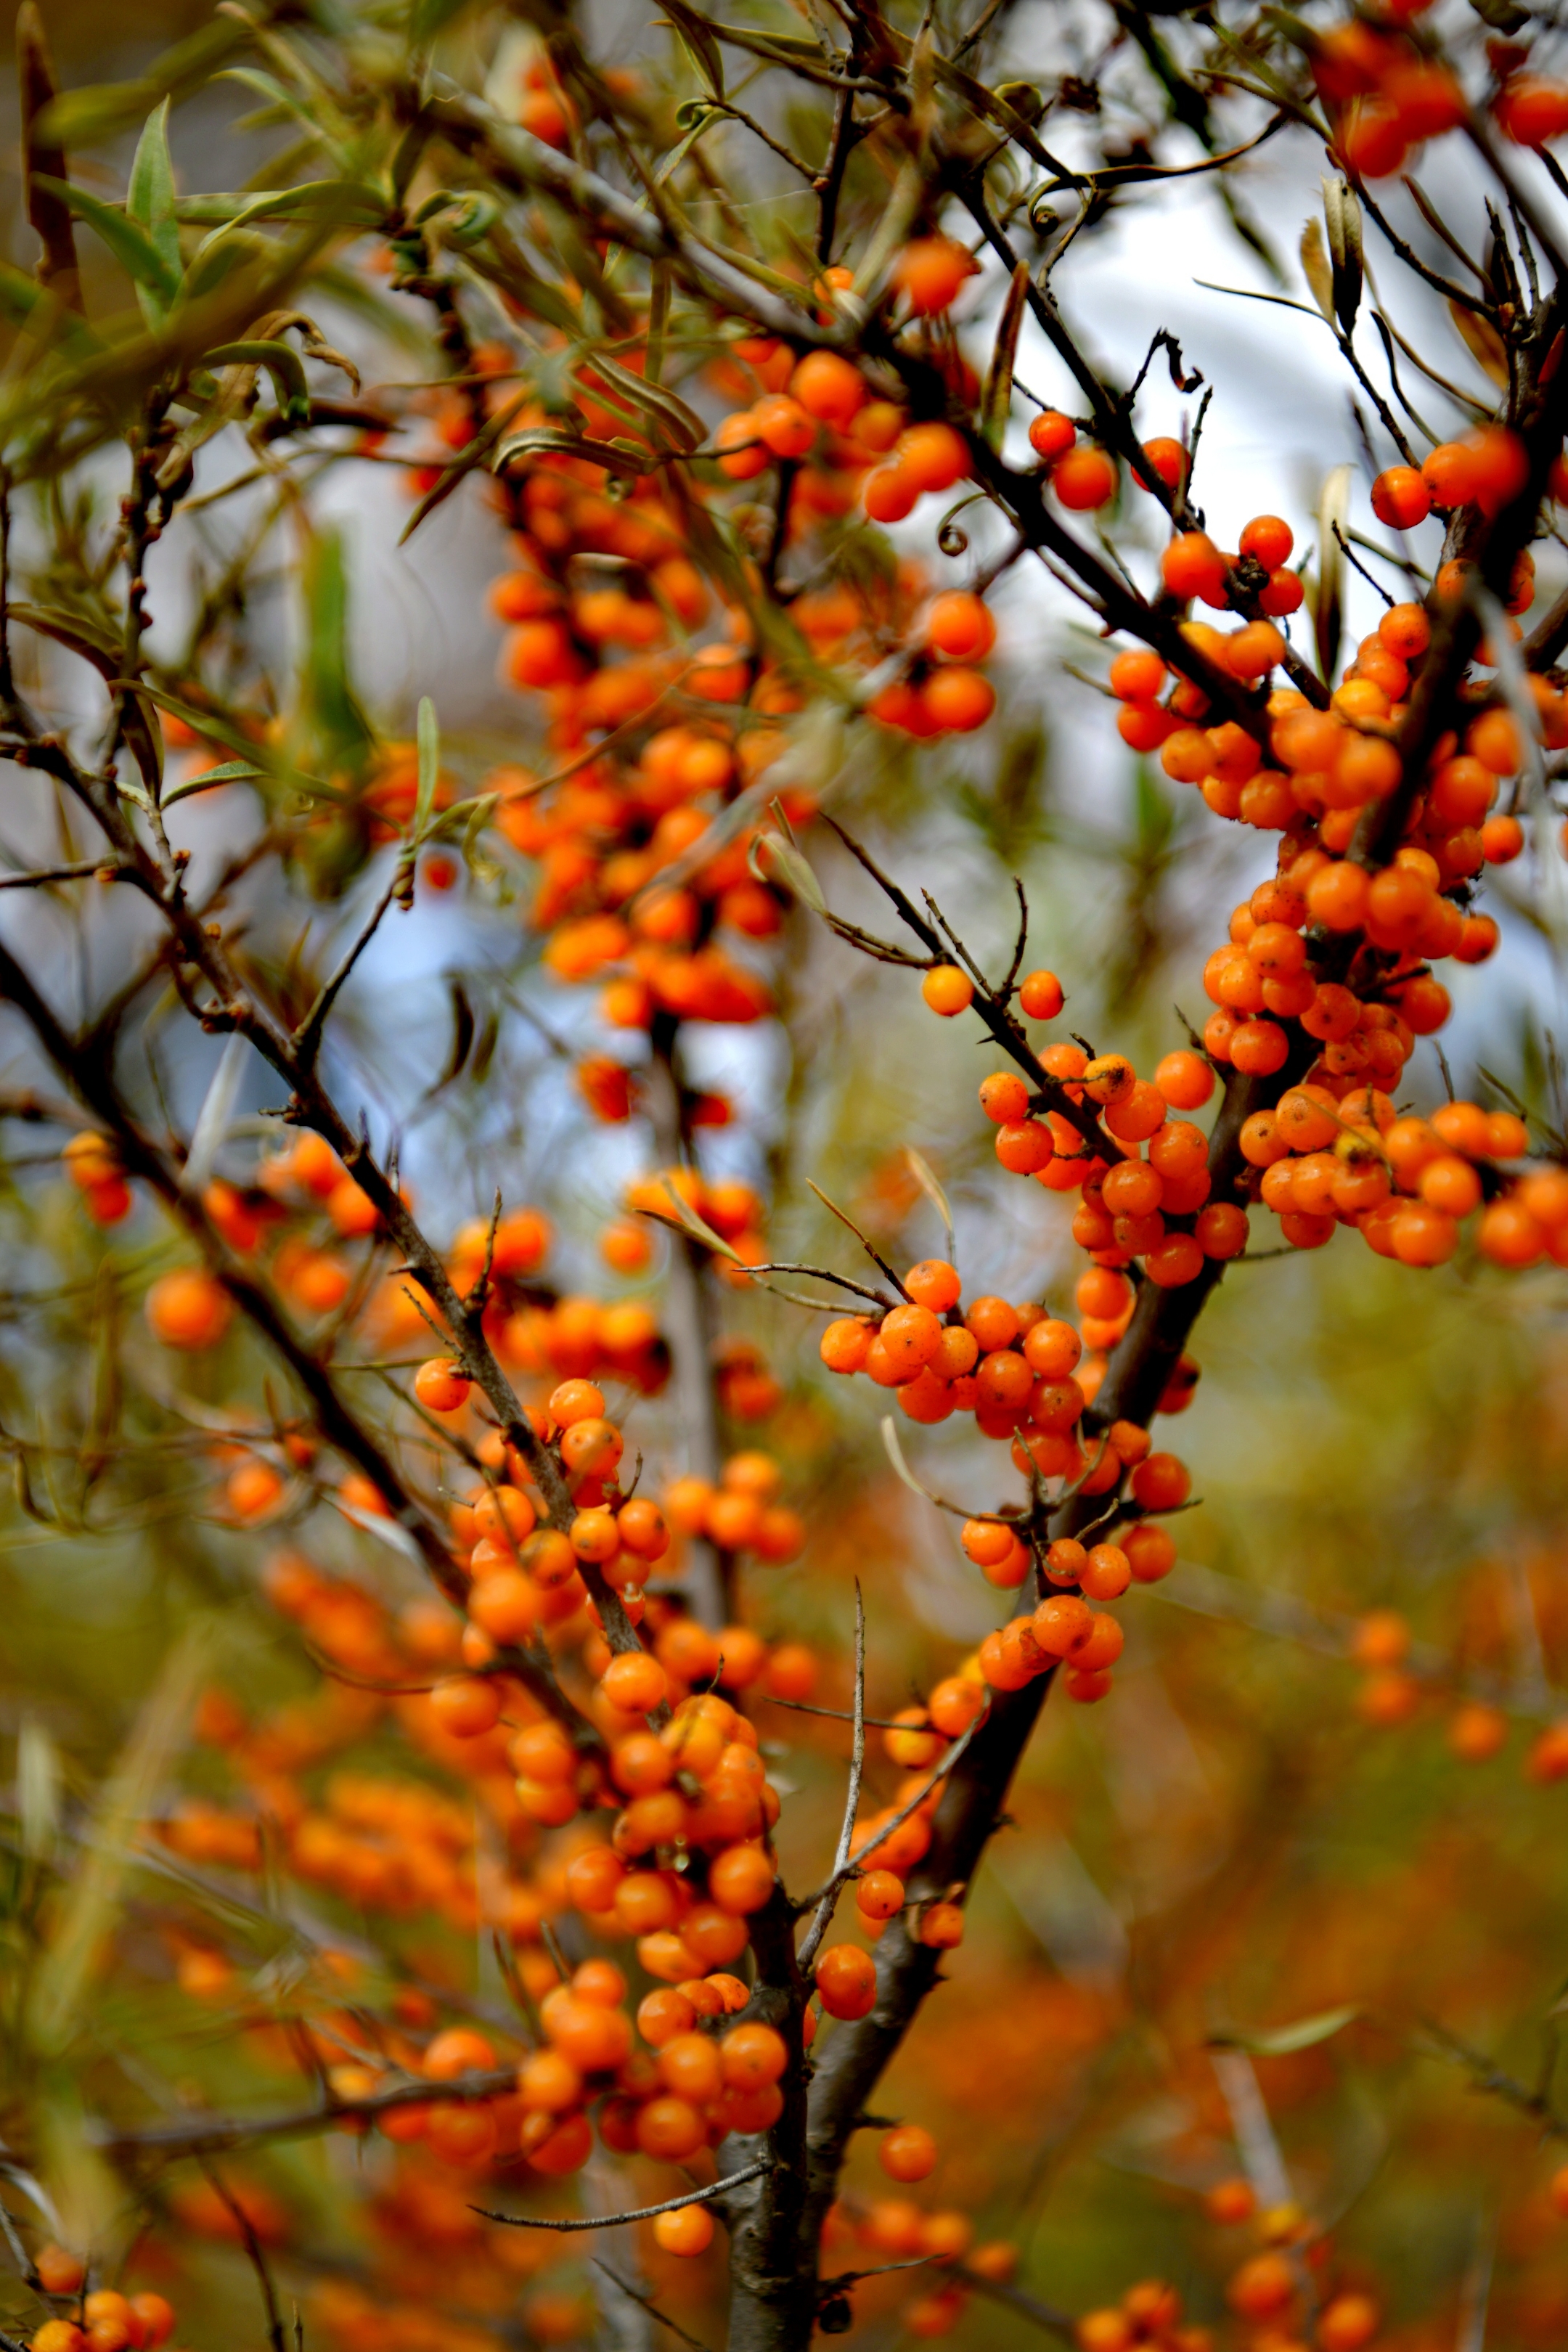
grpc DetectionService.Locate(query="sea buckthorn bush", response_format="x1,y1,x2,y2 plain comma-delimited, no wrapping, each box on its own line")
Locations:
8,1,1568,2348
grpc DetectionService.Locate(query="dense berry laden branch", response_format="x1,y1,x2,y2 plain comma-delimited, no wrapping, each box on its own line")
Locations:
2,671,659,1662
0,930,592,1744
13,6,1568,2351
719,956,1296,2352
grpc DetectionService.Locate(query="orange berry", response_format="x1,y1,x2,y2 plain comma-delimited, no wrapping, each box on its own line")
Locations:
1371,465,1430,528
653,2204,714,2256
880,2123,937,2181
1053,446,1118,510
714,410,768,480
146,1267,232,1350
817,1943,878,2018
894,237,973,314
791,351,865,428
926,592,996,661
709,1842,776,1913
1155,1050,1214,1109
1018,970,1064,1019
856,1869,907,1921
601,1651,668,1714
415,1356,470,1413
1028,411,1075,462
923,667,995,732
36,2248,87,2298
921,965,973,1016
430,1677,502,1737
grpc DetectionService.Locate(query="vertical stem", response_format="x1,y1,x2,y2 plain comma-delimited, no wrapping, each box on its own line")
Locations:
647,1015,727,1630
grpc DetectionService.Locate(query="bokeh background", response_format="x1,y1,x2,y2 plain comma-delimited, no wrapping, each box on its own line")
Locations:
4,5,1568,2351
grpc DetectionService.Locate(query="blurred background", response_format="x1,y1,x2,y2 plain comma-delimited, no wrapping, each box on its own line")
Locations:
3,5,1568,2351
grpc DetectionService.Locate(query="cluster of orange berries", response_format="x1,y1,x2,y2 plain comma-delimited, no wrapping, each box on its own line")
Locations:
661,1447,807,1564
820,2204,1014,2340
930,882,1559,1289
23,2251,177,2352
1187,2177,1384,2352
1369,425,1556,536
1239,1080,1562,1269
1345,1606,1568,1779
1309,9,1568,177
703,327,1006,738
818,1247,1192,1705
1073,2277,1215,2352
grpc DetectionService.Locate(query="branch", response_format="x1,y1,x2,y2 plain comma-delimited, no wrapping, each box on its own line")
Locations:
428,94,844,349
956,2269,1075,2341
796,1585,865,1969
200,2161,286,2352
796,1701,987,1950
474,2158,772,2231
98,2066,522,2160
292,871,403,1074
821,816,1109,1158
0,934,594,1741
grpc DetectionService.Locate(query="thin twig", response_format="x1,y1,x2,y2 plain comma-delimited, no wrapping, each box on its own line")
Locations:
796,1702,986,1935
592,2266,719,2352
473,2157,771,2230
200,2161,287,2352
765,1696,927,1732
798,1585,867,1969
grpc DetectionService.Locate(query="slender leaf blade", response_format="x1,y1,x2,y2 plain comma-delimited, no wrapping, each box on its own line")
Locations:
1211,2004,1359,2057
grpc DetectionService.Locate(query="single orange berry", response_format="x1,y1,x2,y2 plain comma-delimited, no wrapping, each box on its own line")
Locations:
922,965,973,1016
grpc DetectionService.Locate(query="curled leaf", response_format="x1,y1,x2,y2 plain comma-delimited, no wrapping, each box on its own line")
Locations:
753,830,826,915
1300,216,1334,327
1449,299,1510,390
1321,175,1363,333
983,261,1029,452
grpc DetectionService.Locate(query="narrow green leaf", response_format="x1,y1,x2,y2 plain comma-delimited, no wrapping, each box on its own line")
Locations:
399,388,531,545
753,830,826,915
653,1178,743,1261
881,1416,947,1508
211,65,324,134
494,426,651,481
194,179,386,256
7,605,161,796
1321,175,1363,333
298,530,375,769
658,0,726,94
27,1624,213,2057
1211,2005,1359,2057
32,176,180,307
586,352,705,453
160,760,266,807
415,696,439,836
126,99,180,324
125,682,339,801
655,111,716,187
